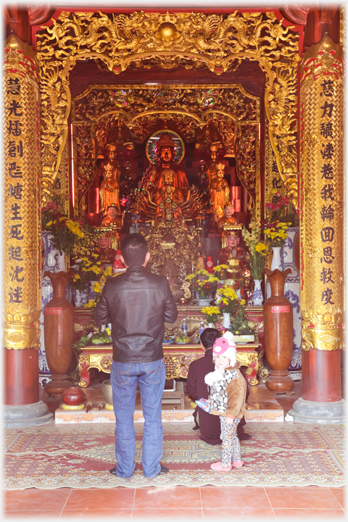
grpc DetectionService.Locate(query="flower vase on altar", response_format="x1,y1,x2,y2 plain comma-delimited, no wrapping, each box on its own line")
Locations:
72,286,90,308
271,246,282,271
195,288,214,306
88,280,100,303
222,312,231,330
252,279,263,306
208,323,214,328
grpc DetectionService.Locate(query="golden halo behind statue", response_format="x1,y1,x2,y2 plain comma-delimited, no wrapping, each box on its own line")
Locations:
146,130,185,165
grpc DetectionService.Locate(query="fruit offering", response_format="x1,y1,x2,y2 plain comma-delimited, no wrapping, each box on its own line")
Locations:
174,335,190,343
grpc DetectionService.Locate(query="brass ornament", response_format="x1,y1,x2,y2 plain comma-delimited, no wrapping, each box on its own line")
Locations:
36,10,300,208
300,36,344,351
4,35,42,350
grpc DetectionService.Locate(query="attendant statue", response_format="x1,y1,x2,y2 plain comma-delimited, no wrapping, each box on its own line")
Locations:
205,144,219,186
218,203,237,229
105,143,117,163
219,230,247,280
102,204,123,228
210,162,230,221
144,132,190,202
100,159,121,214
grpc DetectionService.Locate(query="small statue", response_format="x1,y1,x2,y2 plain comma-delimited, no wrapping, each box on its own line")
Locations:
102,205,123,228
206,144,219,186
210,162,230,220
218,203,238,229
96,233,117,266
206,256,214,273
100,159,121,214
113,249,126,273
219,230,247,280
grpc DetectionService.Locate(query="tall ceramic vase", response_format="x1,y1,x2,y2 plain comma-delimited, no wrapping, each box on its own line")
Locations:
44,271,74,396
263,268,294,396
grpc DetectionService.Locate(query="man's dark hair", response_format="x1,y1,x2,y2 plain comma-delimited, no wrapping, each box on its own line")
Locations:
121,233,148,267
200,328,221,350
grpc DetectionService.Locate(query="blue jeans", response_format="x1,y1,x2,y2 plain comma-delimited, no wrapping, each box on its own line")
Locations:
111,358,166,478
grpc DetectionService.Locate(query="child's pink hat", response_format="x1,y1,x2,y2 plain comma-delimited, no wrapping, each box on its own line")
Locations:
212,331,236,367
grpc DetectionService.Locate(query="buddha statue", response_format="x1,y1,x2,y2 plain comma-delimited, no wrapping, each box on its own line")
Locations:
100,160,121,214
144,132,190,203
210,162,230,220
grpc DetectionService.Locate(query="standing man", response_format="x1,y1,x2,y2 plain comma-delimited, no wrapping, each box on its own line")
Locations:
95,233,178,478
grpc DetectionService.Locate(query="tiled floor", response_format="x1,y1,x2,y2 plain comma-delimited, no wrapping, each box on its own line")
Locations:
3,485,346,519
4,379,345,519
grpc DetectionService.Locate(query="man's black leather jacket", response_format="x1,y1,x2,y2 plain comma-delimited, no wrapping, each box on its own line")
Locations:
94,265,178,363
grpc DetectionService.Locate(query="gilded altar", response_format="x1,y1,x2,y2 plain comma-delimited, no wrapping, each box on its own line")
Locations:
74,305,266,388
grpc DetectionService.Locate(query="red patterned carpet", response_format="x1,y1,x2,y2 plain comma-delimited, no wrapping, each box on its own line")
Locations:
3,422,345,489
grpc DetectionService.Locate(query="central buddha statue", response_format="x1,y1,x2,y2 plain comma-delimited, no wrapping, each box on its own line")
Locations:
144,132,190,205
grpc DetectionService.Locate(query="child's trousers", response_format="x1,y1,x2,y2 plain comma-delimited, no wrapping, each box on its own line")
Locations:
220,416,241,466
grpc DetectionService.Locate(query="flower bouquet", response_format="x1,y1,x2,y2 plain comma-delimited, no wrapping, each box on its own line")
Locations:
216,286,252,337
42,204,85,256
242,223,270,280
263,220,291,247
266,189,298,227
201,306,220,325
212,264,229,281
185,270,220,300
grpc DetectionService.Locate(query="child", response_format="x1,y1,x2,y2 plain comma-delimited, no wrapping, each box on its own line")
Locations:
186,328,222,445
204,331,247,471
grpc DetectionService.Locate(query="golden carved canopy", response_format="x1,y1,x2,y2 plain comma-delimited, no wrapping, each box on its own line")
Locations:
36,9,300,208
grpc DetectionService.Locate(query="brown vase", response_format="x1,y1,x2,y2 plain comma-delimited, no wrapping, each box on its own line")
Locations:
263,268,294,396
44,271,74,396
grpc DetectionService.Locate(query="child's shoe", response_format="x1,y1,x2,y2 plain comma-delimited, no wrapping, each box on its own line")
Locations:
210,461,232,472
232,460,244,469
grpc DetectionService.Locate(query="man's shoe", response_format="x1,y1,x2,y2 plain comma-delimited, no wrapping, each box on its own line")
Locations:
152,464,169,477
109,467,117,475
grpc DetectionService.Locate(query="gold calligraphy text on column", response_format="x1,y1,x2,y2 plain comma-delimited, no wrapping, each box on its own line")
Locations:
300,35,344,351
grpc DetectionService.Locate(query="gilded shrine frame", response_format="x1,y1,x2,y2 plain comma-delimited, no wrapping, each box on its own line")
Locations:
71,83,261,219
36,9,301,209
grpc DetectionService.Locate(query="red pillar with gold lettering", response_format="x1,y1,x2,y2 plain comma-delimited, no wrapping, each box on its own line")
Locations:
3,34,52,427
290,32,345,423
